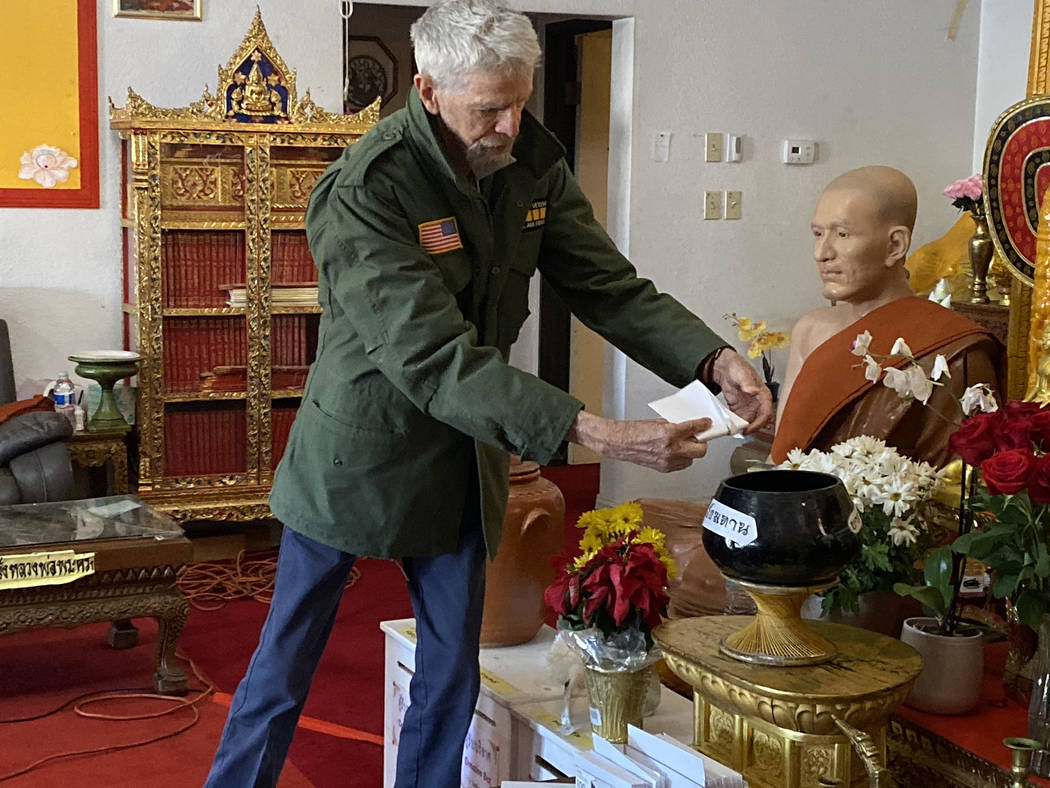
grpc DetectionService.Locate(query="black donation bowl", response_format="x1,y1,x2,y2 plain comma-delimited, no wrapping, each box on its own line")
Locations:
703,470,859,586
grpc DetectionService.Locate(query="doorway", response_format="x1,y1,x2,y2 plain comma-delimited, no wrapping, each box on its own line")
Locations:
540,19,613,465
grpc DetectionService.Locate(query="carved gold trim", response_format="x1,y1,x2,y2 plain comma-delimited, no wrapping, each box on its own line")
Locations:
109,11,380,131
68,436,130,494
1005,0,1050,400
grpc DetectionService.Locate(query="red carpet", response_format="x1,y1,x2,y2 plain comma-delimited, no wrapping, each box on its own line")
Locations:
0,464,598,787
0,620,312,787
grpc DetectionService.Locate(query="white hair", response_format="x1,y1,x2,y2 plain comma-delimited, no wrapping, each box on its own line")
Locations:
410,0,541,91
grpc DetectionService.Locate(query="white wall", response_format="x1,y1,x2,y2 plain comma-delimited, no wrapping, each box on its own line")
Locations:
0,0,1034,506
973,0,1032,174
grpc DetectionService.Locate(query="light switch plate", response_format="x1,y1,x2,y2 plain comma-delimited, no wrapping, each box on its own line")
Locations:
705,132,723,163
725,190,742,220
704,190,723,220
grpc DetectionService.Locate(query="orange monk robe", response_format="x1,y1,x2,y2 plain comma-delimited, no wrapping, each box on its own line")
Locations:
771,298,1003,468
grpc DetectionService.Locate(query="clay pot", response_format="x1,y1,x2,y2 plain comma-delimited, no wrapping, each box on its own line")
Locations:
479,458,565,647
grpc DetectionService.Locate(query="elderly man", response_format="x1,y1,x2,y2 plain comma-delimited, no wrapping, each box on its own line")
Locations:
771,166,1001,466
204,2,771,786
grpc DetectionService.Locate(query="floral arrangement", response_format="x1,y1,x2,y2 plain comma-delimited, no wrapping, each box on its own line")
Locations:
723,313,790,390
944,174,985,221
777,436,945,615
544,502,675,669
946,401,1050,630
844,330,1005,635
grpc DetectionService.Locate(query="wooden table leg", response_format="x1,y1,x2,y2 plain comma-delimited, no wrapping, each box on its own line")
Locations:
153,588,190,695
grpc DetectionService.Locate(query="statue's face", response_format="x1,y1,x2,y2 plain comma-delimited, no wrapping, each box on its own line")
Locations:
811,188,894,304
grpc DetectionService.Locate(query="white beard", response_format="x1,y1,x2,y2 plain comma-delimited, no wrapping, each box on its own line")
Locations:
466,136,516,179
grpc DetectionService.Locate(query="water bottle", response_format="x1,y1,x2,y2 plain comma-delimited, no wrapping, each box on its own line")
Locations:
52,371,77,429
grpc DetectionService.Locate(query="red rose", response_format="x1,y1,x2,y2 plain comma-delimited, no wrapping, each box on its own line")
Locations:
949,412,1001,466
1029,454,1050,505
1003,401,1043,418
995,409,1034,451
982,448,1035,496
1028,406,1050,451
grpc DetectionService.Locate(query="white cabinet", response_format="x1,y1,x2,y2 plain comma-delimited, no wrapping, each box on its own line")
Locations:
381,618,695,787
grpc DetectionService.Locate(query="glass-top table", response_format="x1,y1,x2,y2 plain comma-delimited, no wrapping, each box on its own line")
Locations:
0,494,182,549
0,494,192,694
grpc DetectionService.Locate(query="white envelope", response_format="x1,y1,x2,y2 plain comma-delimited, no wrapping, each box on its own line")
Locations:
648,381,748,442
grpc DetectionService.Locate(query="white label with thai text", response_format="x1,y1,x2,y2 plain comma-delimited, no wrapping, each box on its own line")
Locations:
703,500,758,547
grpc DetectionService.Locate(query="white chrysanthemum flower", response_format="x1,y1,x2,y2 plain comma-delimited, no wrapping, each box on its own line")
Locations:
960,383,999,416
931,354,950,381
18,144,78,188
890,337,913,357
783,448,807,469
862,354,882,382
849,435,886,457
888,518,920,547
880,477,917,518
851,330,873,357
831,442,855,459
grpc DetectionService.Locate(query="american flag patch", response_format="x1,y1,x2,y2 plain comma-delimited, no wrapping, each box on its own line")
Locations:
418,217,464,255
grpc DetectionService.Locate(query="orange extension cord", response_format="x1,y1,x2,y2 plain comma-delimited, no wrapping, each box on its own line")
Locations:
0,650,215,783
176,549,360,609
0,552,366,782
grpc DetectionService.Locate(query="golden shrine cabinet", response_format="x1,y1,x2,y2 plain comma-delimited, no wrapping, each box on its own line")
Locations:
109,12,378,522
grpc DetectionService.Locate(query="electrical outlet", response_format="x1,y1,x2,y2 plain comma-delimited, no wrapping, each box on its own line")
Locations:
705,132,723,163
704,190,723,220
725,190,742,220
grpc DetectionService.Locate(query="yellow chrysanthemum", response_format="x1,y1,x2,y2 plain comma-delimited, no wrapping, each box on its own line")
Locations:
572,549,597,572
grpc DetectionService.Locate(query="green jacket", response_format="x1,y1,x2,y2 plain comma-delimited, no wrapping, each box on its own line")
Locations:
269,90,727,558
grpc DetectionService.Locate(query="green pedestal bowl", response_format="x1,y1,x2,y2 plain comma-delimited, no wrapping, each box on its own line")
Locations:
68,350,141,433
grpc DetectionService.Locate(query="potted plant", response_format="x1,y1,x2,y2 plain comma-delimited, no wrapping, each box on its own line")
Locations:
544,501,675,743
894,545,986,714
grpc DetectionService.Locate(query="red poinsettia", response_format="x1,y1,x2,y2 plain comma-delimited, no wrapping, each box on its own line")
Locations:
545,531,671,641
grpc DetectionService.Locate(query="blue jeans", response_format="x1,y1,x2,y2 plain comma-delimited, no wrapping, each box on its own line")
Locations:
204,516,487,788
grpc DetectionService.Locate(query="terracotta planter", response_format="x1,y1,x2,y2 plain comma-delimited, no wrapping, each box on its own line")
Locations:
479,458,565,647
900,617,983,715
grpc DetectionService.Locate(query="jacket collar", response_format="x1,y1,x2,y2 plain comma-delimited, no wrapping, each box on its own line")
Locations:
404,88,565,190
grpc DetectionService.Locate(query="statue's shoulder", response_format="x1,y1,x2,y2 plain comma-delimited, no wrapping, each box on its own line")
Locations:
793,305,848,357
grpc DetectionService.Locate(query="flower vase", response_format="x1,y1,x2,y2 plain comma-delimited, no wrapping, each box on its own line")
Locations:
1027,615,1050,776
583,664,650,744
968,213,993,304
1007,599,1040,703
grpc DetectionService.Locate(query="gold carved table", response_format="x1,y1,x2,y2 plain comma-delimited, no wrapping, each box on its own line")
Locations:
0,495,191,694
68,428,130,495
655,616,922,788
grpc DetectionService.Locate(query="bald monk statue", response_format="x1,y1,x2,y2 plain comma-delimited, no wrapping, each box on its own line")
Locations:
770,166,1003,467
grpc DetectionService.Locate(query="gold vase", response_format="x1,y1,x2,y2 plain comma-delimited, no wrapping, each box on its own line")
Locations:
969,213,994,304
583,664,650,744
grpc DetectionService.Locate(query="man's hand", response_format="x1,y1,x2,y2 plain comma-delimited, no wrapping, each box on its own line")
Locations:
565,412,712,473
710,348,774,434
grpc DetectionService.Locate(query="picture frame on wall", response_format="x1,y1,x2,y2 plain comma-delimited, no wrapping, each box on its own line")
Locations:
344,36,398,113
114,0,202,21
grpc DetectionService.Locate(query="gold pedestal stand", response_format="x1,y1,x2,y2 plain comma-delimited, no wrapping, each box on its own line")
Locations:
655,616,922,788
720,580,836,666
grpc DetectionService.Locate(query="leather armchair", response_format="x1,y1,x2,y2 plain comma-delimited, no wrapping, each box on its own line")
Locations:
0,319,75,505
